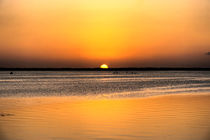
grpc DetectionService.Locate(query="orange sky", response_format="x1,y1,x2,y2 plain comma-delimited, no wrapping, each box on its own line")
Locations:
0,0,210,67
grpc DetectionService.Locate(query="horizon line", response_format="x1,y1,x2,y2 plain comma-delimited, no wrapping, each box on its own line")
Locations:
0,67,210,71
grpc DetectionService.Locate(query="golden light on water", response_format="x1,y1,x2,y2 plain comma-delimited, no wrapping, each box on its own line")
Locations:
100,64,109,69
0,94,210,140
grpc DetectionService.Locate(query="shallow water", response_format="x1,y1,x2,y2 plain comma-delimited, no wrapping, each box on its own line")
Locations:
0,71,210,140
0,94,210,140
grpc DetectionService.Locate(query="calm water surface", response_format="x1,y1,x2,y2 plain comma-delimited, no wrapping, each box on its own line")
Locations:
0,71,210,140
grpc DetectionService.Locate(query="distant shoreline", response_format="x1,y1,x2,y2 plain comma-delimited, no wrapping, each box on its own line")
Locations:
0,68,210,71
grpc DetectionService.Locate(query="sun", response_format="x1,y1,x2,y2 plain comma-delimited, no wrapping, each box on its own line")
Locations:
100,64,109,69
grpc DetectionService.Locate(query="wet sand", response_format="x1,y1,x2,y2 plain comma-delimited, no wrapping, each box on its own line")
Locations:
0,93,210,140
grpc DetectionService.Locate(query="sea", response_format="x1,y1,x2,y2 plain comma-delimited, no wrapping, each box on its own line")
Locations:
0,71,210,140
0,71,210,98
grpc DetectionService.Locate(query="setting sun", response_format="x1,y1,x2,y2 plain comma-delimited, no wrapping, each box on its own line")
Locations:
100,64,109,69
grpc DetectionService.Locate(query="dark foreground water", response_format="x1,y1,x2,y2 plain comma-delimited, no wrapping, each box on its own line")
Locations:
0,71,210,140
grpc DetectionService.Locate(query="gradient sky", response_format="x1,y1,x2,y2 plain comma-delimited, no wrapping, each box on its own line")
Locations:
0,0,210,68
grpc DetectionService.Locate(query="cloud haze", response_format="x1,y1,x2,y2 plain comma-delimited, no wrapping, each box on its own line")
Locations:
0,0,210,68
206,52,210,55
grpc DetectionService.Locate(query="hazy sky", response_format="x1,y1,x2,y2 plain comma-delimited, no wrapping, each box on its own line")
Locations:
0,0,210,68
